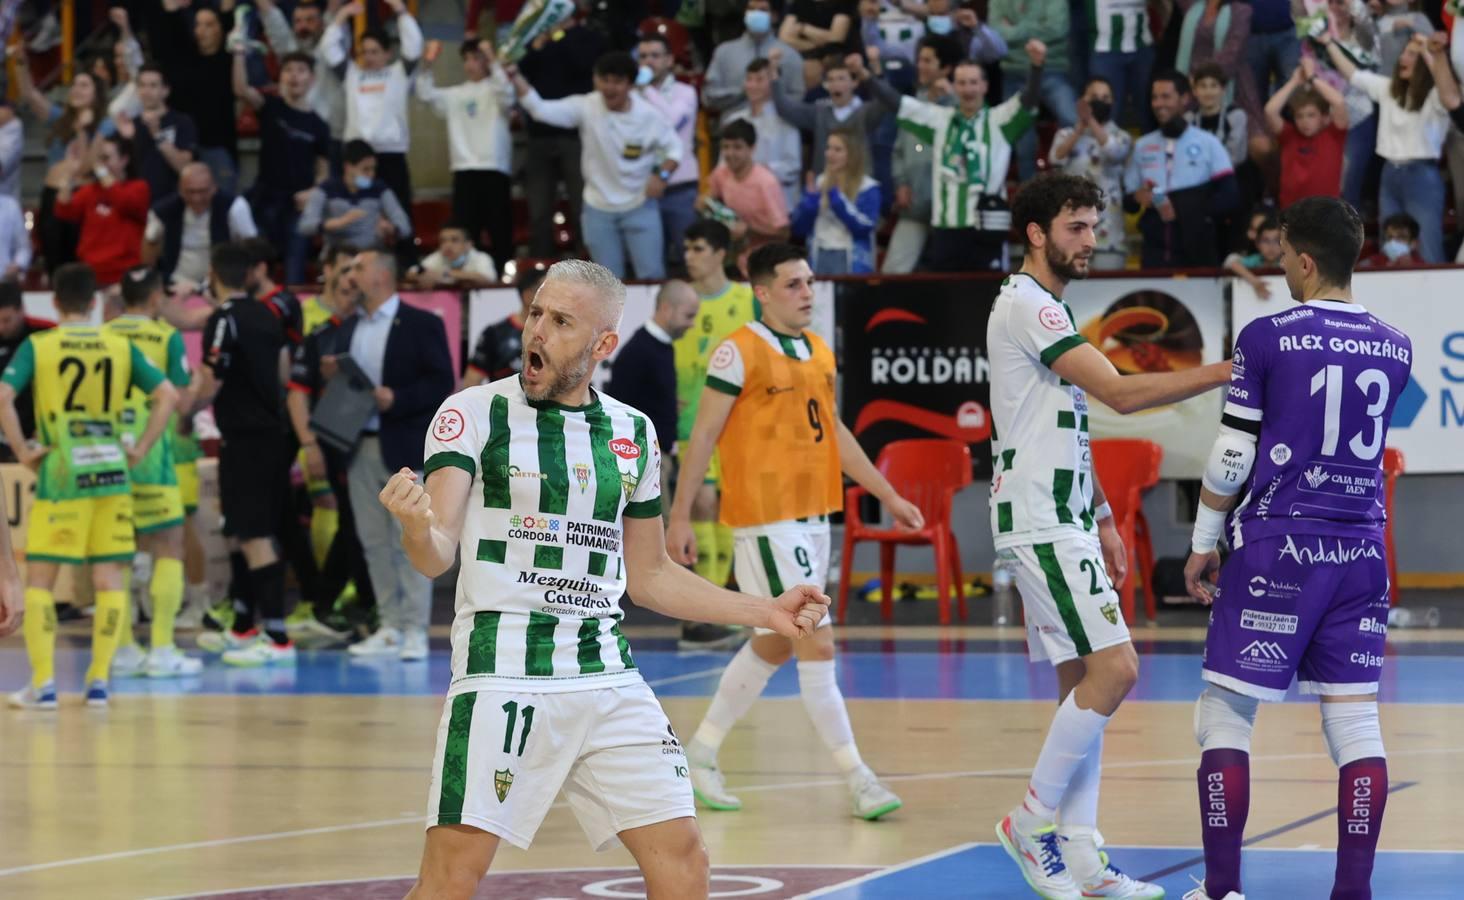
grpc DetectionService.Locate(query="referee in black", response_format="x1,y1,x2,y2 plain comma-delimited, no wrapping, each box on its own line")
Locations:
192,242,298,666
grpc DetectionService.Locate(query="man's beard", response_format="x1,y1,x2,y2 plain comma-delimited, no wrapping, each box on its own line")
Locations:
1045,244,1090,283
523,343,595,403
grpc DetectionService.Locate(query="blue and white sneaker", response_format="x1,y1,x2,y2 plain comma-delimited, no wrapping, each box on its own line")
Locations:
85,680,110,708
8,682,58,710
997,811,1082,899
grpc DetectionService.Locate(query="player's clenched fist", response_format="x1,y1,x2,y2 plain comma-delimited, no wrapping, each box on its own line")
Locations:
768,584,831,639
380,468,434,532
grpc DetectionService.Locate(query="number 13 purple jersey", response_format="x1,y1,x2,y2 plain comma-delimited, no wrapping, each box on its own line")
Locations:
1223,299,1412,547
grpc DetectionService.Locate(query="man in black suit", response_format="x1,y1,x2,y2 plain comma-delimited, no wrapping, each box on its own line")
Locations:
337,249,455,661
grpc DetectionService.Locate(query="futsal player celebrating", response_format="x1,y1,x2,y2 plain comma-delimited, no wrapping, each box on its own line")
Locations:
379,259,830,899
666,243,918,820
988,174,1230,898
1181,198,1411,900
105,265,201,677
3,263,179,708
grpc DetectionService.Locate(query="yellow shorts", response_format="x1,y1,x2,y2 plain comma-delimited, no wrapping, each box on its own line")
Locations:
133,483,184,534
27,494,135,564
176,461,199,513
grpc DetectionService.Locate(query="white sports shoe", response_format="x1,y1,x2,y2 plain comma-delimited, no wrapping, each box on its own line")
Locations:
1181,884,1243,900
223,637,297,668
848,765,902,820
8,682,58,710
111,643,148,678
197,628,257,654
996,811,1082,900
1077,851,1165,898
399,629,429,661
689,759,742,811
348,626,403,657
145,645,204,678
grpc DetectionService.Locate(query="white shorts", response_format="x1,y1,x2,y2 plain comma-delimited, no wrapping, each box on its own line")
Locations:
425,680,695,851
733,521,831,634
1003,533,1132,665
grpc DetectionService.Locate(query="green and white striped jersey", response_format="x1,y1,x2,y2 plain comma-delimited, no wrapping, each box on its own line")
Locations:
1090,0,1152,54
986,273,1097,551
423,377,663,696
895,93,1033,229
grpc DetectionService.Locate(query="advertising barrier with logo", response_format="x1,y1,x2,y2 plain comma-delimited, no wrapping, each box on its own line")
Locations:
839,279,1001,477
1064,277,1228,479
1233,273,1461,474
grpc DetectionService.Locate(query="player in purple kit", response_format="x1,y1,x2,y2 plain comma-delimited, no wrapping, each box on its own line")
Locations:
1180,197,1413,900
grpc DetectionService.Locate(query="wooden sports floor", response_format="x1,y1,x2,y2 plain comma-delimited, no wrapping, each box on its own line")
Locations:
3,623,1462,899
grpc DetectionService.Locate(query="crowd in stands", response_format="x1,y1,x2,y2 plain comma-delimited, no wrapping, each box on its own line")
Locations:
1,1,1463,291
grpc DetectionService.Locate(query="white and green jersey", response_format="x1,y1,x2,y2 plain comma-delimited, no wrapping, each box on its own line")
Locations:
895,93,1033,229
986,273,1097,550
1090,0,1152,54
423,377,663,697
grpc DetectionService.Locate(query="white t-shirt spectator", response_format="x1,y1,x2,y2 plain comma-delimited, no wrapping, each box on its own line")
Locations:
0,195,31,275
1350,70,1451,161
518,90,683,213
325,12,423,154
416,66,515,173
419,247,497,281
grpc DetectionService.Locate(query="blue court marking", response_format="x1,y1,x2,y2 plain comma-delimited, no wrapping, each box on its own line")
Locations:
4,645,1463,702
809,845,1464,899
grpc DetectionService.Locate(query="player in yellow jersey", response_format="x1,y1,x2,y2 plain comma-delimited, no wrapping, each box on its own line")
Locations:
677,221,757,648
3,263,179,708
104,266,202,678
668,244,923,820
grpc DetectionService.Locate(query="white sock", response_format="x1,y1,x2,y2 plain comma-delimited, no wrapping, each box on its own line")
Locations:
1017,693,1110,828
796,658,864,775
1058,731,1102,828
689,643,778,762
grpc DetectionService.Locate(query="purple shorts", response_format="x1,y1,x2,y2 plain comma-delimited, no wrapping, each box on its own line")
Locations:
1202,534,1389,701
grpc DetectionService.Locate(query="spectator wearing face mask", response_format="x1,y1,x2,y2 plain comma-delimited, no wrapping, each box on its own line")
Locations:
408,223,498,291
637,34,701,267
52,135,150,287
921,0,1008,67
1123,69,1239,268
1358,212,1425,267
1049,76,1133,270
298,139,413,253
704,0,807,112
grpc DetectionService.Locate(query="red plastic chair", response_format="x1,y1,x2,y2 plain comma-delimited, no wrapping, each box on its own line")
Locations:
1091,439,1163,622
1383,447,1405,606
837,439,972,625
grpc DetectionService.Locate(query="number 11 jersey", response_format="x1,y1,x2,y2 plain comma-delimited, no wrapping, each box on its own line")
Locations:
1224,299,1412,547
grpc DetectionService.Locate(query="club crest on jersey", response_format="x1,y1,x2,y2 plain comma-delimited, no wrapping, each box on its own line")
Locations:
621,470,640,500
1099,602,1118,626
609,438,640,460
574,463,590,493
494,769,514,803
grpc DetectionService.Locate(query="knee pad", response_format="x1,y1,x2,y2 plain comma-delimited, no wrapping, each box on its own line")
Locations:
1321,701,1385,767
1193,686,1260,752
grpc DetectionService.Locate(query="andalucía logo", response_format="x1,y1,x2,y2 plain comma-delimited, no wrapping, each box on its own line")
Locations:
510,515,560,531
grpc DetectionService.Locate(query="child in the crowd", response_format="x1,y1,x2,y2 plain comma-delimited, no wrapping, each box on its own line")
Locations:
791,129,880,274
1224,211,1283,299
704,119,791,272
1359,212,1426,267
1264,57,1350,208
1187,62,1248,168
